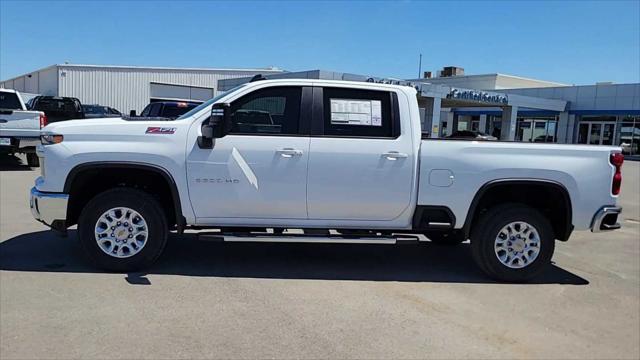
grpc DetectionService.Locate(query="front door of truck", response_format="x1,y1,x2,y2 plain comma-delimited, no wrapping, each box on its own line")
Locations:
306,87,415,221
186,86,310,220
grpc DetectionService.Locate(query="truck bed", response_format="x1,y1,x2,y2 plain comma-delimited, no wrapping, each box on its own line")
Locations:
418,139,619,230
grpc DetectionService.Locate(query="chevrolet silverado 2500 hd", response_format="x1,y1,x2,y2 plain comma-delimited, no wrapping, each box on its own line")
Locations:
0,89,47,166
30,79,624,281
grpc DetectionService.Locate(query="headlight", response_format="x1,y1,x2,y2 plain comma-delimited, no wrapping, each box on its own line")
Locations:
41,133,64,145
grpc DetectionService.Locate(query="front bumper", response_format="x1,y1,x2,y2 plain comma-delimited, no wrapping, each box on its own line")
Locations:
591,206,622,232
30,187,68,230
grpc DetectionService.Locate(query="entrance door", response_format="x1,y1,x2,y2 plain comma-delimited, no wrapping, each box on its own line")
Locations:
186,86,310,220
578,122,617,145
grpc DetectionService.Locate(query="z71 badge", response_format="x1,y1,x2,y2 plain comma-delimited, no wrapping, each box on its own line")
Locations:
145,127,176,134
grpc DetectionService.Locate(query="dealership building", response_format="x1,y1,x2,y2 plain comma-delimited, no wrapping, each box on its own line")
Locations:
1,64,639,155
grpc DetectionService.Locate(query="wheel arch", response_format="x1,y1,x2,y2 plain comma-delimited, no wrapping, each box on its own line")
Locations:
64,162,185,232
462,179,573,242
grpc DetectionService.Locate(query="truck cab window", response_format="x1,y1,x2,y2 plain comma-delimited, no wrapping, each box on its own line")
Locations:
0,92,22,110
229,87,302,135
322,87,396,138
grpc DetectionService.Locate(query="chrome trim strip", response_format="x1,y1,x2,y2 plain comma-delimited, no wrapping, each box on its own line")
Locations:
591,206,622,233
30,187,69,226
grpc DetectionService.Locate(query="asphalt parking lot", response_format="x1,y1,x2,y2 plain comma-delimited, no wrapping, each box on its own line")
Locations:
1,154,639,359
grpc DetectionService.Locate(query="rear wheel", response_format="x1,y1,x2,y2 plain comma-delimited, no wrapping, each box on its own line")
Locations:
77,188,168,272
26,153,39,167
470,203,555,282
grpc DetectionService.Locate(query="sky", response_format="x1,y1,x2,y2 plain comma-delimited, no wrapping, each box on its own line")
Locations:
1,0,639,85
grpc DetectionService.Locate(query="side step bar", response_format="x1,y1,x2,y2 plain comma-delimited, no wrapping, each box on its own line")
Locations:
198,233,420,244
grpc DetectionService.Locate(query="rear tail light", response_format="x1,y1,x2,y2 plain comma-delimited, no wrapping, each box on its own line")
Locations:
610,152,624,195
39,113,48,129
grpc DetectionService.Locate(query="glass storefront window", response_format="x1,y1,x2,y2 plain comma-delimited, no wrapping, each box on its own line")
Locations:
589,123,602,144
577,116,617,146
516,117,558,142
620,116,640,155
487,116,502,138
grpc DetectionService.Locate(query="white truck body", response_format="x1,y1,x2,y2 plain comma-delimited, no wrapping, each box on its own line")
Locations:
0,89,45,163
29,79,624,281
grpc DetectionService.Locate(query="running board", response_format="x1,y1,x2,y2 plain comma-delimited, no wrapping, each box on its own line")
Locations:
197,233,420,244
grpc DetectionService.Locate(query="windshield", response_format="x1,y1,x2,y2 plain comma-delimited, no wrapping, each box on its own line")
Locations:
176,84,247,120
162,103,198,118
83,105,107,114
0,92,23,110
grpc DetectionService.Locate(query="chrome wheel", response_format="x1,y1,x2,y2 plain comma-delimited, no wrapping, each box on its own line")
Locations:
494,221,541,269
94,207,148,258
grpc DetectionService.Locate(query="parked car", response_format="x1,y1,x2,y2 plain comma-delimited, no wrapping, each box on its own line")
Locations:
0,89,46,166
447,130,497,141
83,104,122,118
129,101,199,120
27,96,84,123
31,79,624,282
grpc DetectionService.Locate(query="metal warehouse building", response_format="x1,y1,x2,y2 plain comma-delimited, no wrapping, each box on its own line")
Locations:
0,64,283,114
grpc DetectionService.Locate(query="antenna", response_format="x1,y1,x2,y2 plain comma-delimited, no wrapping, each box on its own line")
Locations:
418,54,422,79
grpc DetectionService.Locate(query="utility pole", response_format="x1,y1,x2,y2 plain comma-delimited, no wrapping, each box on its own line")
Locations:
418,53,422,78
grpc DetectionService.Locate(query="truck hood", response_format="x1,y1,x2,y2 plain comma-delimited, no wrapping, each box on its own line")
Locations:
42,117,126,133
41,117,184,140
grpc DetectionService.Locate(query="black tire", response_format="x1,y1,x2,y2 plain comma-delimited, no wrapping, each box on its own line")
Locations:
77,188,168,272
425,232,466,246
470,203,555,282
26,153,39,167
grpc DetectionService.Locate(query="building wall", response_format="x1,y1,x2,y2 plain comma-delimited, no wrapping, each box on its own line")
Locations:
0,66,58,95
1,64,282,113
503,83,640,112
57,65,281,113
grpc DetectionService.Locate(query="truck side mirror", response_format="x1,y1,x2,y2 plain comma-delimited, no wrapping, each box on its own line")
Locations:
210,102,231,138
197,103,230,149
198,123,214,149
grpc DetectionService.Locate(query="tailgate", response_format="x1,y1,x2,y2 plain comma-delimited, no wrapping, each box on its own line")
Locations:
0,109,42,138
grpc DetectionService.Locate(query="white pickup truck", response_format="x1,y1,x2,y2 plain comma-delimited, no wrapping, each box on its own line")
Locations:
30,79,624,281
0,89,46,167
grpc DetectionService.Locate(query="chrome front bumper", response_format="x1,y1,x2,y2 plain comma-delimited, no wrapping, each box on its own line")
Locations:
591,206,622,232
30,187,68,228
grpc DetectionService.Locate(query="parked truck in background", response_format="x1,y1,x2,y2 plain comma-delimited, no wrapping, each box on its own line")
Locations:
27,96,85,123
30,79,624,282
0,89,46,167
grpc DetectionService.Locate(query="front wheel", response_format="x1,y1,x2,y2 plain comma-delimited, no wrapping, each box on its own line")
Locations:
77,188,168,272
470,203,555,282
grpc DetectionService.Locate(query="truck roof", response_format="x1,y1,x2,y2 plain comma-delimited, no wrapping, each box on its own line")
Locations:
242,78,419,93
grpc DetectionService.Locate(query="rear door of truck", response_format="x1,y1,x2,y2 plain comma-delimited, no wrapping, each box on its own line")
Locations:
306,86,415,221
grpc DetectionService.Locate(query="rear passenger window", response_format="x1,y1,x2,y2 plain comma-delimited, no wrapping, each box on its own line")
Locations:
322,87,395,138
229,86,301,135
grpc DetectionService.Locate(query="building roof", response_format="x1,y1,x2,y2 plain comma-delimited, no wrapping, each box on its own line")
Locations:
405,73,569,89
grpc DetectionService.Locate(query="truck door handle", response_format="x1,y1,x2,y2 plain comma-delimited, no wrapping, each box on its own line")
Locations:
276,148,303,158
382,151,408,160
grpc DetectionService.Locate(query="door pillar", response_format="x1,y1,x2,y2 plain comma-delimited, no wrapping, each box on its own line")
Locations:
500,106,518,141
429,97,442,138
557,111,569,143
